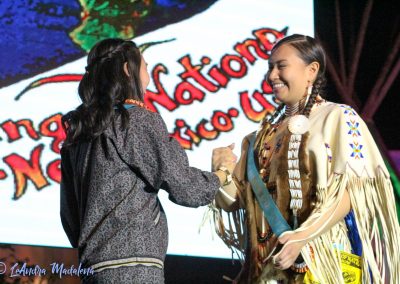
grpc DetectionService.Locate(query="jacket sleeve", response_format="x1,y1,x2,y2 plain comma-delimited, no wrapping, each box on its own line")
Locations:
115,108,220,207
60,147,80,248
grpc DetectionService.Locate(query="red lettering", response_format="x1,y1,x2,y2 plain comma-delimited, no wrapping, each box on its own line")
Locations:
262,80,273,94
208,67,229,88
0,169,7,179
39,114,65,154
178,55,219,92
240,91,276,122
174,81,205,105
170,130,192,150
211,108,239,132
3,144,50,200
170,119,200,150
234,39,269,64
144,64,178,113
47,159,61,183
170,109,239,150
253,27,287,52
220,55,247,78
196,119,218,140
1,119,40,142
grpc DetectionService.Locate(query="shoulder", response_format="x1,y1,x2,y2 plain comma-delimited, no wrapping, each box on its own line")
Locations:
313,100,356,115
329,102,359,117
124,107,167,132
107,107,167,143
311,101,368,145
317,102,386,177
126,107,163,122
312,101,363,125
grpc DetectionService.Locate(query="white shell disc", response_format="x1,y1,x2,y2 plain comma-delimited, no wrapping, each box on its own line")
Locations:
288,115,310,135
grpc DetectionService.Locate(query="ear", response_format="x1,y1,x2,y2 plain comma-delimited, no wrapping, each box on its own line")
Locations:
307,61,320,81
123,62,130,77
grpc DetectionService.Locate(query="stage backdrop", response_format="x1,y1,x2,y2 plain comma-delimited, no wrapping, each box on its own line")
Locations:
0,0,314,259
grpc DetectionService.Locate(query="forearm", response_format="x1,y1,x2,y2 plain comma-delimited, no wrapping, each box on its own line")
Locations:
214,181,240,212
293,188,351,242
164,168,220,207
275,188,351,270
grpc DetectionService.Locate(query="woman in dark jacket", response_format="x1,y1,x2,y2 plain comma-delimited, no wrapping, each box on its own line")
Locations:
60,38,236,283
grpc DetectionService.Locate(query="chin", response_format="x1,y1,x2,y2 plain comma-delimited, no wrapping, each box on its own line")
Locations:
274,92,286,104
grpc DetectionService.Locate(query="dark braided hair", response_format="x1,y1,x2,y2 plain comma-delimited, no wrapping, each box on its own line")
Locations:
303,76,326,117
255,103,285,149
63,38,144,147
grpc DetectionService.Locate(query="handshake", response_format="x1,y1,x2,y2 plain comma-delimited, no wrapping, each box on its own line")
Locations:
211,143,237,186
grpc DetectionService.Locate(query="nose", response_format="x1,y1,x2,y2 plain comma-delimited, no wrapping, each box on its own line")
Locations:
266,67,279,85
267,66,278,83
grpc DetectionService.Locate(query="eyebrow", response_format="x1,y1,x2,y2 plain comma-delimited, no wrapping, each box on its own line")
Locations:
269,59,288,65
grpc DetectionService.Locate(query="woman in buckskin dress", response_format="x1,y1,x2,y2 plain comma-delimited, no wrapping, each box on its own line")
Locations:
60,38,236,283
211,34,400,283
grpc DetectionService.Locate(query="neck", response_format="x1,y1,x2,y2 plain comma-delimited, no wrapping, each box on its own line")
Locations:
285,102,300,116
285,95,308,117
124,99,152,111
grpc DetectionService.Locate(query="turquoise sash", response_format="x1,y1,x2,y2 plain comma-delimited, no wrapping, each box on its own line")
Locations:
246,133,291,236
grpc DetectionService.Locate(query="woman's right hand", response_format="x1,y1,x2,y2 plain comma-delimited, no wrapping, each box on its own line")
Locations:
212,143,239,209
212,143,237,174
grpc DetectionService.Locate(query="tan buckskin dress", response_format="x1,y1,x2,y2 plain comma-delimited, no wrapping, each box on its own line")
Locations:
213,101,400,284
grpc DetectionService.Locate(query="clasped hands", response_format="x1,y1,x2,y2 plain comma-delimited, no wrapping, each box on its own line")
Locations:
212,143,237,175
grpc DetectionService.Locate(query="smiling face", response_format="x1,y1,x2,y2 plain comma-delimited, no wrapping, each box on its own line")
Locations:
267,44,319,106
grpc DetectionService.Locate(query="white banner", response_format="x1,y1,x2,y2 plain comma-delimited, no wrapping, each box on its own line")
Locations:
0,0,314,258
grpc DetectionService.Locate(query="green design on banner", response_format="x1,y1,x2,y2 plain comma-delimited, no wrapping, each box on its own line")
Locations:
70,0,152,52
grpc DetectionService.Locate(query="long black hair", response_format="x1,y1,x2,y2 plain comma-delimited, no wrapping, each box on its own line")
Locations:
62,38,143,146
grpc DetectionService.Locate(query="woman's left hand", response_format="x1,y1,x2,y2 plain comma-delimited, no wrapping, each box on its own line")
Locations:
272,231,307,270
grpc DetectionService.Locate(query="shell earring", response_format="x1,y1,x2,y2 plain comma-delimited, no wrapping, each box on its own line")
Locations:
307,82,313,96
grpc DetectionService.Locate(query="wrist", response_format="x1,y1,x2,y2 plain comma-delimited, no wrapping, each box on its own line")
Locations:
216,166,232,186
